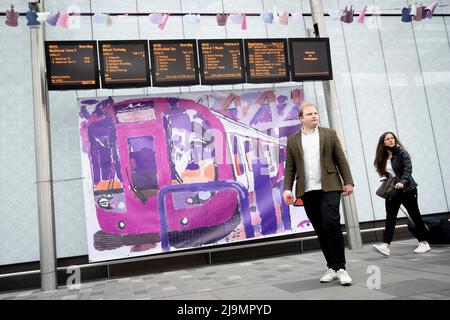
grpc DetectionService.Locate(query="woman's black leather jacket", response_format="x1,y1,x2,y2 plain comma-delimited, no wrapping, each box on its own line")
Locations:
389,146,418,193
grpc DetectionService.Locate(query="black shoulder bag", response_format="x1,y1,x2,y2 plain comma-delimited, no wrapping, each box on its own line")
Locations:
376,176,398,199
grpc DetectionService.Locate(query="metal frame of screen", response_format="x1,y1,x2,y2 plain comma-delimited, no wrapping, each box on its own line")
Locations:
98,40,151,89
197,39,246,85
45,40,100,91
288,37,333,81
243,38,290,84
148,39,200,87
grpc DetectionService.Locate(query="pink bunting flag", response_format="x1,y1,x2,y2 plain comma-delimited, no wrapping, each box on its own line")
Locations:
158,13,170,30
241,14,247,30
357,5,367,23
424,1,438,19
56,12,70,28
279,11,289,25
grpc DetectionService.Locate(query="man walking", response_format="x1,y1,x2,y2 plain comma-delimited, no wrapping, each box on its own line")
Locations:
283,102,354,286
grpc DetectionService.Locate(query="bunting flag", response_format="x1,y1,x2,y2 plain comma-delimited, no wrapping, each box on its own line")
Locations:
5,4,19,27
36,12,49,22
25,9,40,28
411,4,418,17
401,6,413,22
291,12,303,24
148,12,163,24
183,14,200,24
415,5,424,21
56,12,70,28
241,14,247,30
261,12,273,24
229,12,242,24
158,13,169,30
402,1,439,23
357,5,367,24
344,6,354,23
424,1,438,18
279,11,289,25
93,12,107,24
216,13,227,26
4,2,446,31
106,14,112,27
46,11,60,26
340,6,348,22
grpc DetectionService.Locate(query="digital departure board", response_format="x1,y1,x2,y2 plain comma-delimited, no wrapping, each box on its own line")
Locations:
198,39,245,85
98,40,151,88
45,41,100,90
288,38,333,81
149,40,199,87
244,39,290,83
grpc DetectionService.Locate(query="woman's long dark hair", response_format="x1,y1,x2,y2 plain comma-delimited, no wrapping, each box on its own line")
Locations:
374,131,404,177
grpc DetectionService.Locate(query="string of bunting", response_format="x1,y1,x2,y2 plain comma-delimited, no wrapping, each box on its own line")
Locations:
2,2,448,29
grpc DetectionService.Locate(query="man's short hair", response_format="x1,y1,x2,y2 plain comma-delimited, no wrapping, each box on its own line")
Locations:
298,102,318,118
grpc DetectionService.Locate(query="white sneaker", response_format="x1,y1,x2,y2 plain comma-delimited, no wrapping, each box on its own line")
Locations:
414,242,431,254
319,268,337,283
336,269,352,286
373,244,390,257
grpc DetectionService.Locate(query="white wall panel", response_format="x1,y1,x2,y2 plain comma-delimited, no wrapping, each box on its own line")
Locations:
325,17,380,222
0,19,39,264
413,18,450,211
341,17,399,221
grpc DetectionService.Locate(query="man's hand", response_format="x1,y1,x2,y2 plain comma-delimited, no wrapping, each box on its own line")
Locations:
343,184,354,196
283,190,294,205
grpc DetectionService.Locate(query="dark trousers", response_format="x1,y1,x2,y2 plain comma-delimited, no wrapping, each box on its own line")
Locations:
384,188,427,244
301,190,346,271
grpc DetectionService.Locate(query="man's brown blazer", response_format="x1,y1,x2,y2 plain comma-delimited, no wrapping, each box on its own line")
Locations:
283,127,354,197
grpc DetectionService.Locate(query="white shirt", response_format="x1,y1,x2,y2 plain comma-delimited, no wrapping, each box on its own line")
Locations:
301,127,322,192
386,159,395,177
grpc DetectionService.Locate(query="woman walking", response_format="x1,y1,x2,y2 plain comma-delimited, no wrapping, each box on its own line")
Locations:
372,132,431,256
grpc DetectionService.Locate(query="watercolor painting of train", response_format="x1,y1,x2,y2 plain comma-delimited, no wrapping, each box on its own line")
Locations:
79,88,311,262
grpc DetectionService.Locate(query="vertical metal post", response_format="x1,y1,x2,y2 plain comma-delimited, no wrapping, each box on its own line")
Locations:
29,0,58,290
309,0,363,249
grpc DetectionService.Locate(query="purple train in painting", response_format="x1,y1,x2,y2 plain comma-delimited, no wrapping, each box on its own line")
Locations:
79,95,291,254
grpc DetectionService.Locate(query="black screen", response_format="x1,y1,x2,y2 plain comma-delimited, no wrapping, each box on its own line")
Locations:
198,39,245,85
244,39,290,83
288,38,333,81
45,41,100,90
149,40,199,87
98,40,151,89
